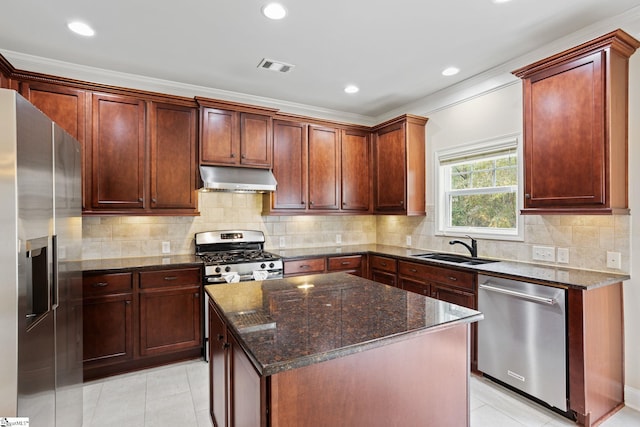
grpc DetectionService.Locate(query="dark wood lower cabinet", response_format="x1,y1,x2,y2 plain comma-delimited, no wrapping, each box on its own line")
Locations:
83,293,133,364
82,266,203,380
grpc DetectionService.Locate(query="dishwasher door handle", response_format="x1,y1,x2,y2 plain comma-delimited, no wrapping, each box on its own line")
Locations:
479,283,556,305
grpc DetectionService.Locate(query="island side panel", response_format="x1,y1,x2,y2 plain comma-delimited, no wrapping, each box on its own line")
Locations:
269,323,470,427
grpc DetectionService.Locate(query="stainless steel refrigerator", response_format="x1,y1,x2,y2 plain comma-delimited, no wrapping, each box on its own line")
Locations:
0,89,83,426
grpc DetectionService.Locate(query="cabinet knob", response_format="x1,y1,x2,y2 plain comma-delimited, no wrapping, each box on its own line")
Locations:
241,154,246,159
125,300,131,305
217,334,224,341
525,194,531,199
400,200,404,206
343,202,347,206
138,198,143,203
222,342,230,349
152,198,157,203
230,153,236,158
194,293,200,298
309,201,314,205
301,201,305,205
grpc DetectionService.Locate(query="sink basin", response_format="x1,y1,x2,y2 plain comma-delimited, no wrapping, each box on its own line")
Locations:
412,253,498,265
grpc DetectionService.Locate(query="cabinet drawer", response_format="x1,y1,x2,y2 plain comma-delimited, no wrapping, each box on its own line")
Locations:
284,258,326,275
327,255,362,271
370,255,397,273
422,265,475,291
83,272,132,296
139,267,202,289
398,261,433,279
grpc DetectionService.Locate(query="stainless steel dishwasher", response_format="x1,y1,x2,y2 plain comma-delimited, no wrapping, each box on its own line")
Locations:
477,274,568,412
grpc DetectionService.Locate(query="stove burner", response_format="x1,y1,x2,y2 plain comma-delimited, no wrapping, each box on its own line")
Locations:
198,250,279,265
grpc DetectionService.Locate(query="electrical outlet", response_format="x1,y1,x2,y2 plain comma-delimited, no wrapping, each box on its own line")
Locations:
336,234,342,244
557,248,569,264
406,235,412,246
606,251,621,269
161,241,171,254
279,237,286,248
532,245,555,262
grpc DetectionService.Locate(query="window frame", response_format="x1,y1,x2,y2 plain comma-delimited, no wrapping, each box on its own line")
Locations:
434,133,524,241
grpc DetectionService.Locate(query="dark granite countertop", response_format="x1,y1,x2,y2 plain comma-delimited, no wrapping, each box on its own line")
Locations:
76,254,202,273
205,272,483,376
273,244,630,290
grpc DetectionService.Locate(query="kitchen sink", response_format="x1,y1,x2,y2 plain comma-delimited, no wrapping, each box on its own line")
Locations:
412,253,498,265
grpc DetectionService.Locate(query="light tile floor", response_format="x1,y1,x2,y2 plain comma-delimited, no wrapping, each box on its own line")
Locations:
83,358,640,427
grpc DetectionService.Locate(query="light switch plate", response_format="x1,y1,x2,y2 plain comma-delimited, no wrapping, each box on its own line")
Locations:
279,237,286,248
557,248,569,264
336,234,342,244
406,235,412,246
162,241,171,254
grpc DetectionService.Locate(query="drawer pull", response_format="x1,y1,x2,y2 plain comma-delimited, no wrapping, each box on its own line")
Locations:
341,261,351,265
448,276,457,281
91,282,109,288
381,262,387,267
300,264,311,269
409,268,417,273
164,276,178,281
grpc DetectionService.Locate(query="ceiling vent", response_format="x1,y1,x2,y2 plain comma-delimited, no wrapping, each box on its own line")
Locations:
257,58,295,73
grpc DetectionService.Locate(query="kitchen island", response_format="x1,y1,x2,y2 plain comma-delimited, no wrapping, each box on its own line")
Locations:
205,272,483,427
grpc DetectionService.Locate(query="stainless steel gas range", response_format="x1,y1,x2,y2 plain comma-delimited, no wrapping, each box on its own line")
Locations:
195,230,283,361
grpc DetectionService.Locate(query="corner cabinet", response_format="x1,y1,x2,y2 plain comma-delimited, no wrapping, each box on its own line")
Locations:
513,29,640,214
196,97,277,169
373,115,428,215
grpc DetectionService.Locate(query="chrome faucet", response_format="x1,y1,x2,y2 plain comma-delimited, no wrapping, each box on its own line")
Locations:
449,236,477,258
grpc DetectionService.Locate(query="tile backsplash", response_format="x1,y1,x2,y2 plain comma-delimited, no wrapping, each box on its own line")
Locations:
82,193,629,273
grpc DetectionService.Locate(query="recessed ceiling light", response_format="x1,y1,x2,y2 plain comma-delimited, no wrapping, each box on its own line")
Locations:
344,85,359,94
442,67,460,76
67,21,95,37
262,3,287,20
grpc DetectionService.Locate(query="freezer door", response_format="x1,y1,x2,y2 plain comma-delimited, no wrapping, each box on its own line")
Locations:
53,123,83,427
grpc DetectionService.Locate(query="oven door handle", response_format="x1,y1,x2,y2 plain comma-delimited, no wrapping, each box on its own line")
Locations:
479,283,556,305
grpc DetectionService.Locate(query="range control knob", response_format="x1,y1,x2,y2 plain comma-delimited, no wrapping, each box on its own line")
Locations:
269,262,275,268
215,267,221,273
224,266,231,273
260,263,266,269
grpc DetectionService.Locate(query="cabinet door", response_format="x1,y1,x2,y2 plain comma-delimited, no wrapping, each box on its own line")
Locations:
431,283,475,309
83,293,133,364
209,306,227,427
228,333,262,427
200,107,238,165
90,93,145,209
271,120,308,210
374,122,406,212
20,82,88,209
524,52,605,209
371,269,397,287
240,112,272,168
341,129,370,211
150,102,198,210
400,278,431,296
308,126,340,210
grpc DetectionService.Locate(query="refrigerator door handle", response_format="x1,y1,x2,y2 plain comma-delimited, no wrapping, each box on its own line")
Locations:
52,235,58,310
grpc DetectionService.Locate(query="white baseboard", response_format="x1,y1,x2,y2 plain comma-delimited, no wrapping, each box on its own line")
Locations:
626,385,640,411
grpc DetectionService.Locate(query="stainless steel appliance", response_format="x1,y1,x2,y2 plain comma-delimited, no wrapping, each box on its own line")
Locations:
477,274,568,413
0,89,83,425
196,230,283,360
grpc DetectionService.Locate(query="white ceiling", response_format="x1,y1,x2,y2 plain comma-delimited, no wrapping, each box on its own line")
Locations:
1,0,640,122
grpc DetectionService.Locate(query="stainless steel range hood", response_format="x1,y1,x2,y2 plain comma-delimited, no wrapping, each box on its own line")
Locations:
199,165,277,193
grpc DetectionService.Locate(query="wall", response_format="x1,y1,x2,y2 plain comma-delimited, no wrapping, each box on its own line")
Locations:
81,192,376,259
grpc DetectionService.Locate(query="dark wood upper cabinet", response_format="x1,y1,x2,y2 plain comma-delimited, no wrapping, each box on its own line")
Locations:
267,119,308,211
90,92,146,210
196,97,277,169
19,81,88,209
513,29,640,214
149,102,198,210
308,126,340,210
373,115,428,215
341,128,371,211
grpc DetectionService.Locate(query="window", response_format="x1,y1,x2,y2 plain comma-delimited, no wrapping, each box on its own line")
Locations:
435,134,523,240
